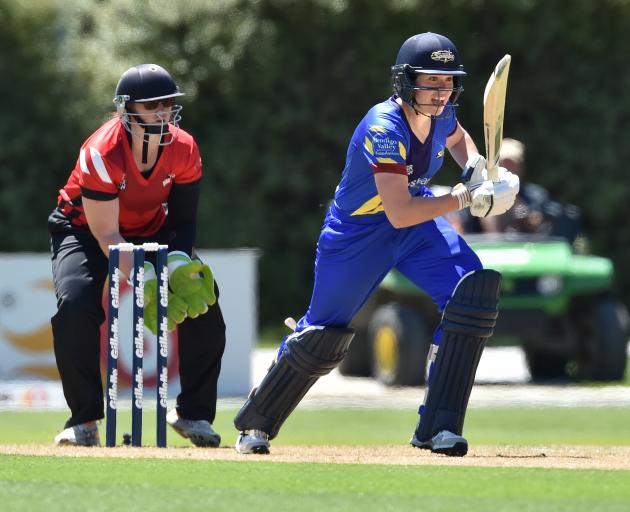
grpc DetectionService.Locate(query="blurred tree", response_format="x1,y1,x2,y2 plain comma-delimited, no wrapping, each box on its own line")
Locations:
0,0,95,250
2,0,630,327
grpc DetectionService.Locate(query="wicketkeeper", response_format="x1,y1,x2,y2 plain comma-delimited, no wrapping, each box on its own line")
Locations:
49,64,226,447
234,32,519,456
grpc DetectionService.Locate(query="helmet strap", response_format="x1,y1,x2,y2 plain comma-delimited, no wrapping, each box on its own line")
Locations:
410,99,431,118
126,105,165,164
141,137,150,164
142,124,166,163
406,98,437,119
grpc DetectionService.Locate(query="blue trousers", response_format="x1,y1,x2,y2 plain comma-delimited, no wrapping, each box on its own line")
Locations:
295,202,482,335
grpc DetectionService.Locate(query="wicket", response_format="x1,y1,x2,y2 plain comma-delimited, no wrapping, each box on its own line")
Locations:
105,242,169,448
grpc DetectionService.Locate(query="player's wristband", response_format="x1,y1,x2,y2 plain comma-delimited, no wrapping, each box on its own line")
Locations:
167,251,192,275
451,183,472,210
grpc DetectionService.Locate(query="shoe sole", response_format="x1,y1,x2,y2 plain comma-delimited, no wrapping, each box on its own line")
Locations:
190,433,221,448
411,440,468,457
237,446,270,455
236,442,270,455
430,442,468,457
170,425,221,448
55,440,99,447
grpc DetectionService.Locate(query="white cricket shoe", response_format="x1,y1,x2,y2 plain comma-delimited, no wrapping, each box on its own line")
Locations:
235,429,270,454
54,421,101,447
166,408,221,447
410,430,468,457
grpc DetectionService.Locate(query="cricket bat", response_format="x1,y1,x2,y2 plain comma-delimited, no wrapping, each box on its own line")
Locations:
483,54,511,181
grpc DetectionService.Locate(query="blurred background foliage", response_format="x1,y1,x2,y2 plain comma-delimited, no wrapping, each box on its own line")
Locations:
2,0,630,328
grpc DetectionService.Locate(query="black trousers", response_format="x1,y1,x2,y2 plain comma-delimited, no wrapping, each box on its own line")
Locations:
49,213,226,428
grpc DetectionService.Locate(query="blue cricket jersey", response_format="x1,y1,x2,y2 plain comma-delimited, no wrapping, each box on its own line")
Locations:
334,96,457,219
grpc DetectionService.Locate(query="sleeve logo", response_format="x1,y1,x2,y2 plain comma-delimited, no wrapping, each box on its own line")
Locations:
371,133,401,158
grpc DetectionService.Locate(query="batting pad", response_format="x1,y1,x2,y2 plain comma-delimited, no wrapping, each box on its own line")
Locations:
234,326,355,439
415,269,501,441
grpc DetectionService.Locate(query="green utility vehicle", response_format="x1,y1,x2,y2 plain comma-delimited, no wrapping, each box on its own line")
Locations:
340,233,629,385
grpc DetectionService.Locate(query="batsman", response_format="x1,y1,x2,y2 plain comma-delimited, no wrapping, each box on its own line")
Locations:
234,33,519,456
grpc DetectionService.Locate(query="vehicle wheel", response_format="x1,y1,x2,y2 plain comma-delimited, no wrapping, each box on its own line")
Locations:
524,348,569,381
338,328,371,377
368,303,431,386
585,301,629,381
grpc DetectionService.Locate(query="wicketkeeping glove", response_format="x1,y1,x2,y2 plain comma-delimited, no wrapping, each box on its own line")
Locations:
168,252,216,318
140,261,188,334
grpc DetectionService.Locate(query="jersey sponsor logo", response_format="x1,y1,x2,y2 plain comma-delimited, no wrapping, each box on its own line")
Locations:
406,165,430,187
162,173,175,187
431,50,455,63
409,176,430,188
366,127,406,160
371,132,401,159
436,149,445,159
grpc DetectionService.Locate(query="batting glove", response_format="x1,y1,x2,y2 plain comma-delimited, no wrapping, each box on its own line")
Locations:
460,154,488,184
451,167,520,217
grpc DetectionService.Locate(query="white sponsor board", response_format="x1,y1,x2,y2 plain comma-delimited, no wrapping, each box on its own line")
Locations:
0,250,257,409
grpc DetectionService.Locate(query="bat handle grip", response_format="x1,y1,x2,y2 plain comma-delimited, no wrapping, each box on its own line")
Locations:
487,164,499,182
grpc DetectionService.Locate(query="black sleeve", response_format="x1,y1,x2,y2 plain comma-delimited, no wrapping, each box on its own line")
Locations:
166,179,201,256
80,187,118,201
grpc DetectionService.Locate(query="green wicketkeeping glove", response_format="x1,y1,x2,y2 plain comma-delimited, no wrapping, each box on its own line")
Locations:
168,251,216,318
140,261,189,334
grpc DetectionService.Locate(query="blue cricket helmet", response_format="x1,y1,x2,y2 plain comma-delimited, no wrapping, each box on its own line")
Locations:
391,32,466,108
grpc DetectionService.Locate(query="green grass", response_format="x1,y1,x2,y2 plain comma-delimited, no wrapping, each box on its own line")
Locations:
2,407,630,511
1,456,630,512
3,407,630,446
